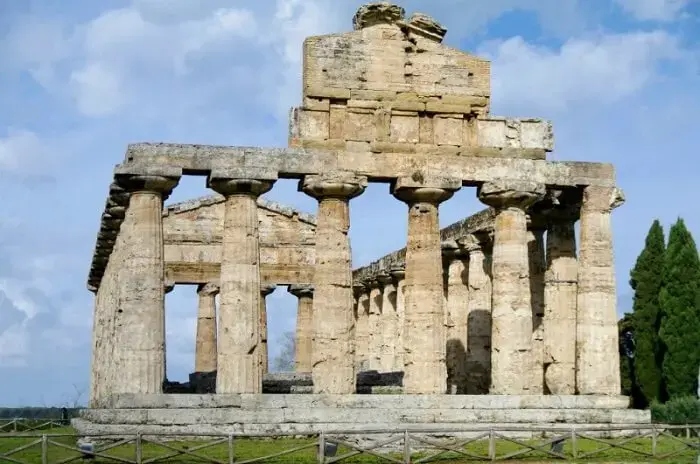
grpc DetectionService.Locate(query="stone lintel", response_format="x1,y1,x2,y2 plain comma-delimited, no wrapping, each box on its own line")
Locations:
123,143,616,188
289,284,314,298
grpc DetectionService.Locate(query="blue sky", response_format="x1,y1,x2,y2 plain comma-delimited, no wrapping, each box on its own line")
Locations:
0,0,698,407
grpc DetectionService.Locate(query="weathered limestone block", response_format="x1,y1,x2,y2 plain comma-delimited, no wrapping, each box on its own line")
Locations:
207,177,275,394
527,229,546,394
577,186,624,395
478,180,545,395
301,172,367,394
390,266,406,371
377,272,398,372
393,178,458,394
544,216,578,394
367,278,383,370
442,241,469,394
260,284,276,375
195,283,219,373
352,2,405,30
353,284,370,371
477,118,553,152
457,233,492,394
289,285,314,372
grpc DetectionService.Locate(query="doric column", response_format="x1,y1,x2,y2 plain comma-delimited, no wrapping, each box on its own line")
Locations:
377,272,398,373
208,176,275,394
393,178,458,394
527,228,546,394
544,212,578,394
112,173,179,394
457,233,493,394
367,278,383,370
389,266,406,372
442,240,469,394
353,282,371,372
301,172,367,394
478,180,545,394
195,283,219,373
289,285,314,372
260,284,276,375
576,186,625,395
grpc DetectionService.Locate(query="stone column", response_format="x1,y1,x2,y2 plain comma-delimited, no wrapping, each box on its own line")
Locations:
544,215,578,394
457,233,493,394
478,181,545,395
377,272,398,373
393,180,457,394
527,228,546,394
289,285,314,372
443,241,469,394
354,283,371,372
367,278,383,370
208,177,274,394
260,284,276,375
390,266,406,372
301,173,367,394
576,186,624,395
112,173,179,394
195,283,219,373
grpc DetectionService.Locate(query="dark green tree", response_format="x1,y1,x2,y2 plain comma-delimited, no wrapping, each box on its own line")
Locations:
618,313,645,408
660,218,700,399
629,220,666,405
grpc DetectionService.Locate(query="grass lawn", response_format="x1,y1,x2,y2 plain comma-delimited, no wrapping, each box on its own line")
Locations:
1,427,699,463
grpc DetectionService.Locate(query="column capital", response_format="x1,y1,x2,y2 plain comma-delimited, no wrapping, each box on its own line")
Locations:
115,174,180,196
582,186,625,213
441,239,467,260
197,282,220,295
260,284,276,297
164,281,175,294
389,266,405,283
478,180,545,210
376,272,394,288
300,172,368,200
392,175,460,205
208,178,275,197
288,284,314,298
457,232,492,254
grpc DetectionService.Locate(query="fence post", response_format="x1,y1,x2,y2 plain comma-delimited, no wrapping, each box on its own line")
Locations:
403,430,410,464
571,428,577,460
488,428,495,461
652,426,657,457
136,432,142,464
13,419,17,433
318,432,325,464
228,434,234,464
41,434,48,464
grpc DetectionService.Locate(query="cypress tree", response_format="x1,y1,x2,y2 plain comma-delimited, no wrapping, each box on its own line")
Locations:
660,218,700,399
629,220,666,405
618,313,645,407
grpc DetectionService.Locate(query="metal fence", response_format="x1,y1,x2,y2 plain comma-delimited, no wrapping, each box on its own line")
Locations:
1,422,700,463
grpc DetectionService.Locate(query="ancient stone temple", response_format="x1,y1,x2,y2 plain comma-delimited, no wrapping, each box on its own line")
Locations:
75,3,650,436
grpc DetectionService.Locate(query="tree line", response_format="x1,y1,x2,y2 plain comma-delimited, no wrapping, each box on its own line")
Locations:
620,218,700,408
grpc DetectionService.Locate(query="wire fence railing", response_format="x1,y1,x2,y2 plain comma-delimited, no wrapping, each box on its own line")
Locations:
1,422,700,463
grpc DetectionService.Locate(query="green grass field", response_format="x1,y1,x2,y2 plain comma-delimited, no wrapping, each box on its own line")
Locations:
1,426,699,463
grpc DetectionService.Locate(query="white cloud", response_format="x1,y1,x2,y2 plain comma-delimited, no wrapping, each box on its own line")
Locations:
0,324,30,367
481,31,682,112
0,129,49,175
615,0,690,21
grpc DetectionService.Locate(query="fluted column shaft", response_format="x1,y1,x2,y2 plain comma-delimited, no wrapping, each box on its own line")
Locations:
378,273,398,372
479,181,545,395
443,244,469,394
393,186,455,394
390,267,406,372
458,234,493,394
367,280,383,370
195,283,219,373
302,173,367,394
290,285,314,372
111,174,178,395
260,284,276,375
576,186,624,395
527,229,546,394
208,178,274,394
354,288,370,371
544,218,578,394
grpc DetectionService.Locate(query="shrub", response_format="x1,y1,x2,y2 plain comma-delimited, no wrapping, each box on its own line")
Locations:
651,396,700,424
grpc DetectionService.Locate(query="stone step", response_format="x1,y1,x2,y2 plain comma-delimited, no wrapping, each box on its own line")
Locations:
106,393,631,410
82,407,650,426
